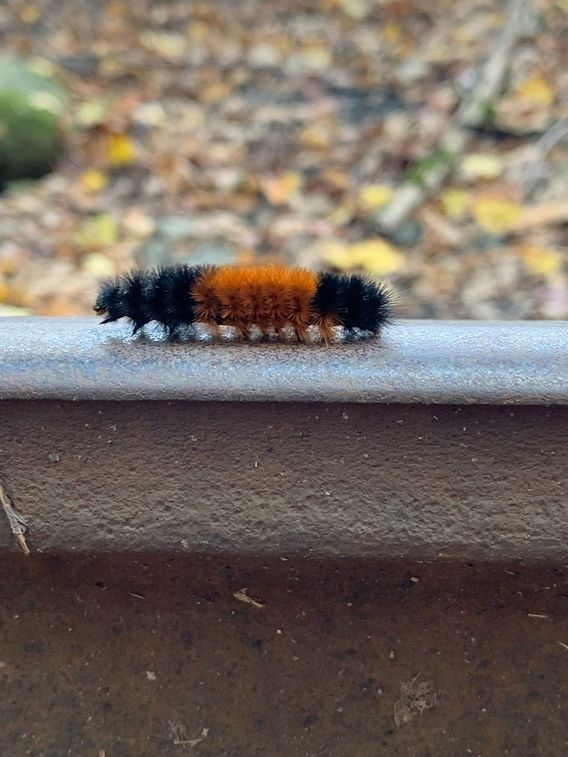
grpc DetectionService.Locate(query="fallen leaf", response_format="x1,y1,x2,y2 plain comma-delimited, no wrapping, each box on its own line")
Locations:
80,169,108,193
186,20,210,40
77,214,118,250
261,172,303,205
75,100,109,128
83,252,116,278
515,73,554,106
301,44,332,71
301,122,333,150
108,133,136,167
200,81,232,104
323,238,403,276
139,31,187,61
383,21,402,45
471,197,522,234
519,245,563,277
440,188,471,218
461,153,504,180
359,184,393,212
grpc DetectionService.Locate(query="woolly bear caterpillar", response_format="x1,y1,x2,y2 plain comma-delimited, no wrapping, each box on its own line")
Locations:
94,264,393,342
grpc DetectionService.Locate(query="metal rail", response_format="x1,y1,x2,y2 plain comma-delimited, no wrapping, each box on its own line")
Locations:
0,317,567,559
0,317,567,403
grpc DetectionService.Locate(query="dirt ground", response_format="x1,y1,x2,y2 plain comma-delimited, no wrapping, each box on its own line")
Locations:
1,554,567,756
0,0,566,320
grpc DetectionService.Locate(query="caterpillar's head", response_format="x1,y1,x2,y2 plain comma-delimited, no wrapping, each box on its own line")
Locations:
94,279,125,323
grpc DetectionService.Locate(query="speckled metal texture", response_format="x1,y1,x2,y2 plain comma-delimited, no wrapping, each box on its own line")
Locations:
0,401,566,558
0,317,567,403
2,555,568,756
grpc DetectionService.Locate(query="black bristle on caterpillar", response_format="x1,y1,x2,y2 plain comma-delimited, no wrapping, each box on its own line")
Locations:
94,265,393,342
146,265,207,336
344,274,391,333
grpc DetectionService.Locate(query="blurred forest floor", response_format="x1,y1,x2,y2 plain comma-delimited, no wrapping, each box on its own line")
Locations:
0,0,566,319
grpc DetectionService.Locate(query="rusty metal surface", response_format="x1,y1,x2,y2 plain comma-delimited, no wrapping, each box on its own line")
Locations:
0,400,566,558
0,317,567,403
2,554,568,756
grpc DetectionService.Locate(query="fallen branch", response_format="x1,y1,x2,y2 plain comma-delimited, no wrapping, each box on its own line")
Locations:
0,477,30,555
376,0,537,234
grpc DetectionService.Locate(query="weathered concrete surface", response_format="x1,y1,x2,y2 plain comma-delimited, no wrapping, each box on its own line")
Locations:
0,401,566,558
0,317,567,403
1,554,568,756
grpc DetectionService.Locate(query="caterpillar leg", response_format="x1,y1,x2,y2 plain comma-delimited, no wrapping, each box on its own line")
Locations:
192,320,220,340
293,326,309,343
207,323,221,340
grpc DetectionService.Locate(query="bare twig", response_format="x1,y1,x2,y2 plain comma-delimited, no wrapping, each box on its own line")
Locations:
376,0,537,233
0,477,30,555
521,119,568,197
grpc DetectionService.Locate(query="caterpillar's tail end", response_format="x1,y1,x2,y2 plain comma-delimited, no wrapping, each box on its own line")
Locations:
342,275,394,337
375,282,395,332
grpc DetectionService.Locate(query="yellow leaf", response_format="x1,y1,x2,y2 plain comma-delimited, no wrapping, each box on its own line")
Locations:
461,153,503,180
108,134,136,166
261,172,303,205
301,44,332,71
77,214,118,250
323,238,403,276
83,253,116,278
471,197,522,234
359,184,393,212
200,81,232,104
383,22,402,44
515,73,554,106
140,31,186,61
520,245,563,277
75,100,108,128
328,202,355,226
440,188,470,218
80,169,108,194
357,239,404,276
186,21,209,42
301,122,333,150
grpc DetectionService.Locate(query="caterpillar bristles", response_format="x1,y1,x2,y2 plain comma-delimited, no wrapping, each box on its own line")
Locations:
94,265,393,343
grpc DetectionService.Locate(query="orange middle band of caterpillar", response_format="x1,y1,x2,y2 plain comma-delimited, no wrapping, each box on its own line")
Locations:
94,264,393,342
